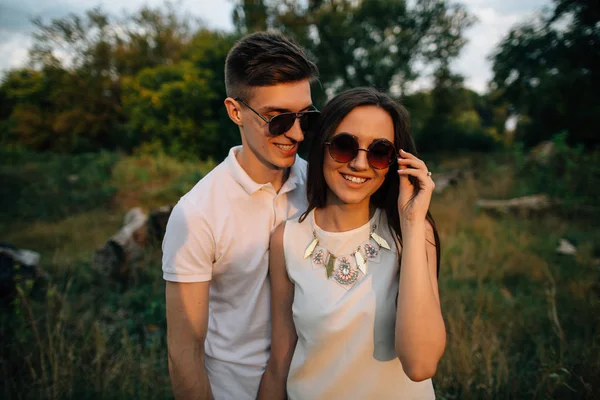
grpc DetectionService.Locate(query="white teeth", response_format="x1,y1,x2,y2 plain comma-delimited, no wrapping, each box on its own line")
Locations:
342,174,368,184
275,144,295,151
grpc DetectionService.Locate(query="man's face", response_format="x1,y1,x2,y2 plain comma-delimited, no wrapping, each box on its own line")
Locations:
236,80,313,170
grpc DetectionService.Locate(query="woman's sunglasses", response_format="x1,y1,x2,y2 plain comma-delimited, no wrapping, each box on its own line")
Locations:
235,98,320,137
325,133,396,170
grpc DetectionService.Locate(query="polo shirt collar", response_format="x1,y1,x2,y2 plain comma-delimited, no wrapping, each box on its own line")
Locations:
226,146,306,195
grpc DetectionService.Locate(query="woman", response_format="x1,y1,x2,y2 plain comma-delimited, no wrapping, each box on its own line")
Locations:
258,87,446,399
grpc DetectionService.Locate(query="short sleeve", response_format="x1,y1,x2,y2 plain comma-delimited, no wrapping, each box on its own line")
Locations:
162,198,215,282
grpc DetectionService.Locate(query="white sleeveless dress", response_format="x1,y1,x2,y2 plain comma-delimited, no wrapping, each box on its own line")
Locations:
283,208,435,399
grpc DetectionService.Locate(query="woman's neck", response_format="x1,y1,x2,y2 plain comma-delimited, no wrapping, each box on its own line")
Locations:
315,201,374,232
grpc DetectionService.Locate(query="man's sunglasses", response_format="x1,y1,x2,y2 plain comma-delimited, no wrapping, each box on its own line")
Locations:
235,98,320,137
325,133,397,170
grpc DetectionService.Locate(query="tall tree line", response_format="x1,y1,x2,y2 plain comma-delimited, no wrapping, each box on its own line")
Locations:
2,0,595,160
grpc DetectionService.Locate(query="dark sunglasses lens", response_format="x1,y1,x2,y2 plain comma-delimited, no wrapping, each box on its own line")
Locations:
368,141,395,169
300,112,319,133
268,114,296,136
329,134,357,163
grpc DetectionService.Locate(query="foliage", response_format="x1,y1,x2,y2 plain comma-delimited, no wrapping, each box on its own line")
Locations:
405,84,505,152
0,4,242,158
2,152,599,399
0,0,511,158
233,0,475,103
2,252,171,399
231,0,506,153
0,148,119,222
512,132,600,213
3,0,597,160
122,62,219,159
1,150,213,398
183,30,241,160
490,0,600,148
110,145,216,209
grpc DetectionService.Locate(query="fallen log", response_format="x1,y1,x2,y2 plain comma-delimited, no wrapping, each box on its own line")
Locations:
433,170,463,194
148,205,174,245
556,238,577,256
92,205,174,282
0,244,45,306
92,207,148,281
476,194,554,215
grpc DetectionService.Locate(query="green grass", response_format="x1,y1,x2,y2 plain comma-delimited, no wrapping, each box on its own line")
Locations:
0,149,119,222
2,149,599,399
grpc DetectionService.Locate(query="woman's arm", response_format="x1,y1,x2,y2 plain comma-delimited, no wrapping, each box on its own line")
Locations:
395,219,446,382
257,222,298,400
395,149,446,382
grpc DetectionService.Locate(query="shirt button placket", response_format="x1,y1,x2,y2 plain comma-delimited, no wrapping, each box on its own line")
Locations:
273,194,279,228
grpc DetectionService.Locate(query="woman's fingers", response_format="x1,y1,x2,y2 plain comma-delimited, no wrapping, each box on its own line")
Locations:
397,157,427,171
399,149,421,160
398,150,433,190
398,167,435,191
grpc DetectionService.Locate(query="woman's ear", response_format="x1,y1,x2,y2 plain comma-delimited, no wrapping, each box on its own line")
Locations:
224,97,243,127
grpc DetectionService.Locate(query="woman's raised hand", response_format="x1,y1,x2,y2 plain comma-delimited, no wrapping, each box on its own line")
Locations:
397,149,435,224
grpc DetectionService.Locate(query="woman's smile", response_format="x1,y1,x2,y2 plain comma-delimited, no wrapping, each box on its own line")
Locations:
340,172,370,185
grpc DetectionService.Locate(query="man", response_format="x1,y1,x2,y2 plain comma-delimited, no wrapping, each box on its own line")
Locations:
162,32,319,399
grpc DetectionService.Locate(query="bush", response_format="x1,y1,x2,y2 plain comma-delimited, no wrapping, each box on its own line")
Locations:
0,149,120,222
513,132,600,213
416,116,501,153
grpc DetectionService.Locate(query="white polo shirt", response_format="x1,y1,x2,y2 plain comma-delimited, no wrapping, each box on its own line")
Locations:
162,146,308,400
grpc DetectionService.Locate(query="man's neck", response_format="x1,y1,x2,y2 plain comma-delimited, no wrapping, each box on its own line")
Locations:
236,147,290,192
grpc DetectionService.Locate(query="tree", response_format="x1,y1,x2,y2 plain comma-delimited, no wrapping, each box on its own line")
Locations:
413,79,504,153
490,0,600,148
1,69,55,150
122,62,220,159
232,0,474,105
182,30,241,159
25,7,128,151
1,3,215,154
233,0,268,33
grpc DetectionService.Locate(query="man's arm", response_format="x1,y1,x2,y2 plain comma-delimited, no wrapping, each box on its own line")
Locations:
162,201,216,399
166,281,212,400
257,222,297,400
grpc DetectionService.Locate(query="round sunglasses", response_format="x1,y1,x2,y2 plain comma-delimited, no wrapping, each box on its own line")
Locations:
235,97,320,137
325,133,397,170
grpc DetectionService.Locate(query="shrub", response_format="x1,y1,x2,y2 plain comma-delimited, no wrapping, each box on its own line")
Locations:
0,149,119,222
513,132,600,214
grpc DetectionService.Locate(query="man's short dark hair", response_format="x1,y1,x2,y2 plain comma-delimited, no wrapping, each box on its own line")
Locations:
225,31,319,100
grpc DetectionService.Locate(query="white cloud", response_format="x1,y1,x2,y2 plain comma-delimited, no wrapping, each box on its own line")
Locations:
453,0,549,93
0,31,32,75
453,6,523,93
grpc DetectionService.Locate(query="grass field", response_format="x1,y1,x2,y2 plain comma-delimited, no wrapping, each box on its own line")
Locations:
1,146,599,399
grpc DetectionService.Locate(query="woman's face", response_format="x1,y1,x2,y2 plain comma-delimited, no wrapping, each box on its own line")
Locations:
323,105,395,207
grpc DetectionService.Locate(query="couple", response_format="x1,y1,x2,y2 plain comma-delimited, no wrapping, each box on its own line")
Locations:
162,32,446,400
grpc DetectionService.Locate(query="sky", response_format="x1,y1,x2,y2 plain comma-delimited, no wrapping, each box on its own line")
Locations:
0,0,551,94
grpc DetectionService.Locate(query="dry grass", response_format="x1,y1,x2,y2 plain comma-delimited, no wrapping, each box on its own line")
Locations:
110,151,215,211
2,152,599,399
429,158,599,399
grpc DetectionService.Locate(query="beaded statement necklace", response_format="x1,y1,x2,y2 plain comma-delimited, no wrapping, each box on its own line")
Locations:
303,215,391,286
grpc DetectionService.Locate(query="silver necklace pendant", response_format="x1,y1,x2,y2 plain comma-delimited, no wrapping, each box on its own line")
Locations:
364,243,378,258
333,257,358,285
312,248,325,264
